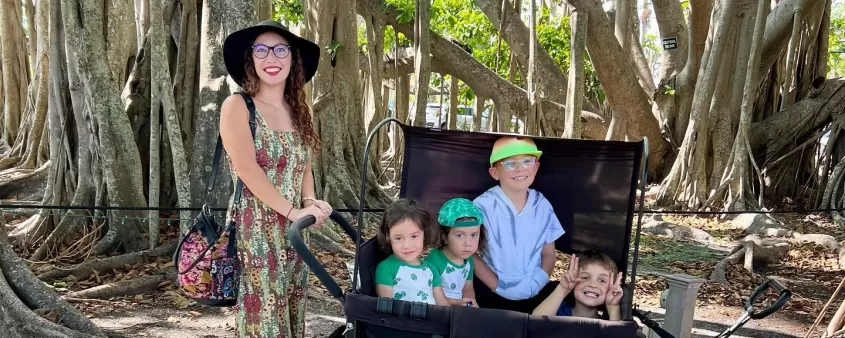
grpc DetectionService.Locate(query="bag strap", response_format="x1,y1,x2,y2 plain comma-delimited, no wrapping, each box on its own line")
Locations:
231,92,258,205
206,92,258,196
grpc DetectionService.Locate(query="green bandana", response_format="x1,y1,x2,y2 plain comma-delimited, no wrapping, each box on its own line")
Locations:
438,198,484,227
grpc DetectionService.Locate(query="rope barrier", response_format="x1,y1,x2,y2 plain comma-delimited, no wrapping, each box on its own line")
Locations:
1,203,842,215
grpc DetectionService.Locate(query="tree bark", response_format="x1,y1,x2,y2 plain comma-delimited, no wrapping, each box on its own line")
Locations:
24,0,36,68
364,12,386,147
171,0,201,154
134,0,150,49
258,0,274,20
816,0,832,80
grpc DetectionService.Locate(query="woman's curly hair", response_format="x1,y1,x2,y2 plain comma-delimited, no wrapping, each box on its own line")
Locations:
241,43,321,152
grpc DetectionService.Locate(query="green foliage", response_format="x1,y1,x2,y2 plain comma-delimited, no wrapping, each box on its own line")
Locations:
828,2,845,77
274,0,304,27
384,26,413,54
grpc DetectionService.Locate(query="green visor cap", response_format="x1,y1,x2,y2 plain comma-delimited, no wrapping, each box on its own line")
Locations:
490,137,543,165
438,198,484,227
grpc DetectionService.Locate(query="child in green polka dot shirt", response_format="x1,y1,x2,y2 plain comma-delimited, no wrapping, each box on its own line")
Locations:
375,199,450,306
424,198,488,308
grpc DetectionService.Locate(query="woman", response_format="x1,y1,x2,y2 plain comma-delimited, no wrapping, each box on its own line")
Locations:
220,20,329,338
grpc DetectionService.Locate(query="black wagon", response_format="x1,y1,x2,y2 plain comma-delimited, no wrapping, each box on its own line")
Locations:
288,118,791,338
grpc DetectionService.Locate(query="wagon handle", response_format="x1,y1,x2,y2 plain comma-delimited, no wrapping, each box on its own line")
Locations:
714,279,792,338
747,278,792,320
288,210,358,301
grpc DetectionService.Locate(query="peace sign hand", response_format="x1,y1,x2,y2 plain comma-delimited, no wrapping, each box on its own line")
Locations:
558,255,580,292
606,271,624,306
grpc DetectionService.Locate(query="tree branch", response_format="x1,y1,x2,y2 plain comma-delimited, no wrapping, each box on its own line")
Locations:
759,0,826,76
362,45,607,139
750,79,845,160
472,0,601,115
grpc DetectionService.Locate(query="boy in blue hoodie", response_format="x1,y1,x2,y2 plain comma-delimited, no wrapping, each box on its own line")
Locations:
472,136,565,313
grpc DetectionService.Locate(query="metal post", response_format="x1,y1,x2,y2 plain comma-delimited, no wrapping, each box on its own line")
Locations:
658,273,707,338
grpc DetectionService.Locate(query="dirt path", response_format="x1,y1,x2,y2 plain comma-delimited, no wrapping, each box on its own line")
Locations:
636,303,818,338
90,289,345,338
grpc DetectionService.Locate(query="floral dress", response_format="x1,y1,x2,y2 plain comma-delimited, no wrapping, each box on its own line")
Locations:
226,108,311,338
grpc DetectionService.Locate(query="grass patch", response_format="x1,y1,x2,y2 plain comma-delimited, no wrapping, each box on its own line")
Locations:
635,234,726,277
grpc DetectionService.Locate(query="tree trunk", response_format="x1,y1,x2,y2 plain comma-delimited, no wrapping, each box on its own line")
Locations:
525,0,539,136
0,0,29,148
134,0,150,48
153,0,193,236
22,0,99,259
13,0,50,169
411,0,431,127
449,76,458,130
473,95,485,132
106,0,138,86
258,0,273,20
190,0,258,211
364,12,386,155
171,0,201,156
305,0,391,212
658,0,737,207
24,0,36,68
652,0,689,82
60,0,149,253
563,0,669,173
564,9,586,139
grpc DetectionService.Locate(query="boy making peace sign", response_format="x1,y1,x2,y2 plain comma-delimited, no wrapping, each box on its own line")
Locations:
532,250,624,320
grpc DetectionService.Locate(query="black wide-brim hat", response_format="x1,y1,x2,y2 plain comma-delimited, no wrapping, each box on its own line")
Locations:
223,20,320,86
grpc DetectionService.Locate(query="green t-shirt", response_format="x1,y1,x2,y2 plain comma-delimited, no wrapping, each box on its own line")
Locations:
375,255,440,305
424,248,474,300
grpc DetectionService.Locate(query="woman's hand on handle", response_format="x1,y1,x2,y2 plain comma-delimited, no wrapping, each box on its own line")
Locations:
289,205,329,228
312,199,332,226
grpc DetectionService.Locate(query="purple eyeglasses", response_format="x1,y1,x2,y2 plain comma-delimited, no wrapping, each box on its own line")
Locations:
252,43,291,59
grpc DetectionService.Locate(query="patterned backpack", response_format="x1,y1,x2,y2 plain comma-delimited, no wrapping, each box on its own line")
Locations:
173,92,257,306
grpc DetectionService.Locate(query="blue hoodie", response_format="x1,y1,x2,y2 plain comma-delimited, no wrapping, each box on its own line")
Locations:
473,186,565,300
